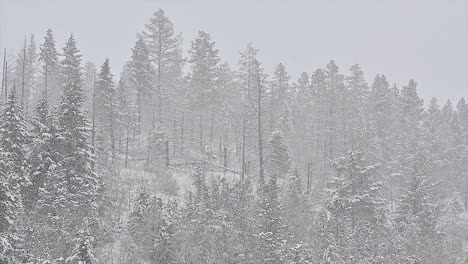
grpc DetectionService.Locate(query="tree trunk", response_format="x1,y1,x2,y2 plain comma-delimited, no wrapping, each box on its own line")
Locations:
21,39,26,111
256,61,264,186
1,49,6,100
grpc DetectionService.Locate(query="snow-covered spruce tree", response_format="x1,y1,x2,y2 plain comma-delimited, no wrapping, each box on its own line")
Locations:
174,169,244,263
255,173,288,264
0,170,21,264
321,151,400,263
394,150,462,263
128,184,151,238
58,34,101,255
24,97,58,208
95,58,119,165
282,169,310,244
0,90,30,194
151,199,179,264
23,99,67,258
66,230,98,264
28,107,68,259
265,130,291,178
0,93,28,262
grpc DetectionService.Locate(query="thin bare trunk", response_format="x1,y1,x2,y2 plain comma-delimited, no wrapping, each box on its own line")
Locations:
180,111,184,154
256,61,264,186
1,49,6,100
21,39,26,110
91,75,96,171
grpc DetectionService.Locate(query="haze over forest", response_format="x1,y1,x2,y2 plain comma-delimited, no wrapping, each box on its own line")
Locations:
1,0,467,103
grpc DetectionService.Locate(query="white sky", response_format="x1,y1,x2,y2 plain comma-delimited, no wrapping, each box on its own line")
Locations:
1,0,467,103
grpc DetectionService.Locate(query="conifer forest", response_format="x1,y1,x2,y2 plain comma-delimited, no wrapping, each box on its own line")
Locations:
1,4,468,264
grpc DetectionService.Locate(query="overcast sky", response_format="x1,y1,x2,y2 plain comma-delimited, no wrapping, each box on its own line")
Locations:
1,0,467,103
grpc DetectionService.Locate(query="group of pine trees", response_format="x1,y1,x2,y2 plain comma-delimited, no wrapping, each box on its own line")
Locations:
0,8,467,264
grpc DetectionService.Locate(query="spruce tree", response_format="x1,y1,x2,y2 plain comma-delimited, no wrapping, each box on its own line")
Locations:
25,98,59,208
58,35,100,254
256,173,286,264
95,58,119,165
0,90,30,190
395,151,446,263
0,171,21,264
323,151,390,263
265,130,291,178
66,231,98,264
128,35,154,134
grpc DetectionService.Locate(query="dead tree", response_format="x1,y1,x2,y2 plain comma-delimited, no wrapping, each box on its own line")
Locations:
255,60,265,186
91,75,96,171
199,114,204,154
21,39,26,110
1,49,6,100
241,56,252,182
180,111,184,154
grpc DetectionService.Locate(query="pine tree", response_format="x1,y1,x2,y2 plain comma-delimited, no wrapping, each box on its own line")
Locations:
187,31,220,112
143,8,184,126
367,74,398,164
187,31,221,151
128,35,154,134
269,63,291,132
237,43,261,181
39,29,60,103
290,71,312,159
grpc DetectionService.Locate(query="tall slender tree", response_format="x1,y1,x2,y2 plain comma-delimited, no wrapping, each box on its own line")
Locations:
95,58,119,165
39,29,59,103
143,8,184,126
